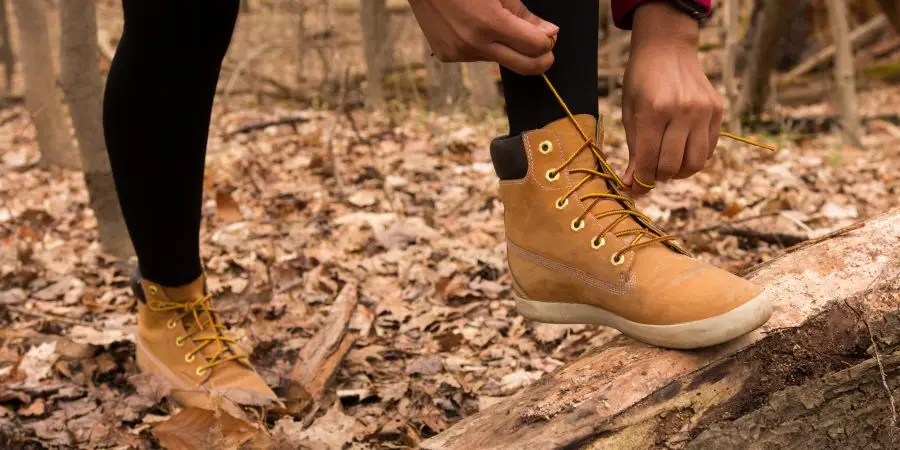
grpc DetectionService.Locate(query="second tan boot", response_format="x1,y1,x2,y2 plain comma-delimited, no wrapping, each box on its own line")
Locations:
132,270,280,410
490,114,772,349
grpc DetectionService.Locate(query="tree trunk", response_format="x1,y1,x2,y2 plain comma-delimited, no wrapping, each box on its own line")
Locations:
465,62,499,110
359,0,387,108
423,43,466,113
424,209,900,449
0,0,14,93
59,0,134,259
723,0,741,134
825,0,862,147
738,0,791,116
877,0,900,33
10,0,77,169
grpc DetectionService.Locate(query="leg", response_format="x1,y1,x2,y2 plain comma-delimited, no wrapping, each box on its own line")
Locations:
490,1,772,349
104,0,279,409
103,0,238,286
499,0,599,135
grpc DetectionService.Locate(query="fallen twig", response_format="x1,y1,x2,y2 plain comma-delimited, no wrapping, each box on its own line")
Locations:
289,282,358,400
717,226,808,247
778,14,889,86
6,305,90,326
223,116,311,138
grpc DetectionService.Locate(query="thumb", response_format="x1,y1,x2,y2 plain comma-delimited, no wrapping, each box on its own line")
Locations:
622,105,637,187
622,164,635,188
501,0,558,36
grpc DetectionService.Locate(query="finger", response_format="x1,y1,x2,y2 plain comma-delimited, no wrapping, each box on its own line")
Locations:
674,124,710,179
484,42,554,75
626,111,665,196
622,101,638,182
707,95,724,160
501,0,559,36
493,7,558,57
656,118,689,182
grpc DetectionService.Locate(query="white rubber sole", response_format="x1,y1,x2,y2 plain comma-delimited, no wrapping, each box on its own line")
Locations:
515,292,773,349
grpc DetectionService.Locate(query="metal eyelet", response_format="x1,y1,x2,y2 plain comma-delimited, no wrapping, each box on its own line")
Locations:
148,286,159,295
555,198,569,210
175,337,185,348
545,169,560,182
185,353,195,363
167,320,177,329
591,236,606,250
539,140,553,154
196,367,207,376
611,253,626,266
571,218,585,232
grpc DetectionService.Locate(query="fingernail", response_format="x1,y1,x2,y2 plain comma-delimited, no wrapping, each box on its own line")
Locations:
540,21,559,36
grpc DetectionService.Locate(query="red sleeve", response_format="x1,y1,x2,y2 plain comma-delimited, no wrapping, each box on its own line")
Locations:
611,0,712,29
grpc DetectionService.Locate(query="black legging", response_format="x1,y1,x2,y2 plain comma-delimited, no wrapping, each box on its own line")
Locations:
103,0,598,287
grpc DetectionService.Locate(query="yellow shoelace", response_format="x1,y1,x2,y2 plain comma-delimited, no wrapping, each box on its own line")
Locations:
540,73,775,261
148,294,248,376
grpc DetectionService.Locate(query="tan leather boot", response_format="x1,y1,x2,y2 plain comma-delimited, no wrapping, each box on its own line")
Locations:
490,114,772,349
132,270,280,409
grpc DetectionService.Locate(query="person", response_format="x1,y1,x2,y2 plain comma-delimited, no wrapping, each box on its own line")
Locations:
102,0,772,410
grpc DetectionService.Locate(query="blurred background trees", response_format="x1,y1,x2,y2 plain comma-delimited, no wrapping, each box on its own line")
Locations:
1,0,900,260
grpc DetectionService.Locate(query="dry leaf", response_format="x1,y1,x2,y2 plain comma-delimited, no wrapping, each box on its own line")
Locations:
216,190,244,223
152,407,265,450
17,398,45,417
19,341,58,386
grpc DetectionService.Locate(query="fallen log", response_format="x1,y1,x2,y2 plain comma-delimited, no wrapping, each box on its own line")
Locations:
425,209,900,449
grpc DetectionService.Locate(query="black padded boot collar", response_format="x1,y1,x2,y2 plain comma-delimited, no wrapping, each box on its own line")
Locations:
490,134,528,181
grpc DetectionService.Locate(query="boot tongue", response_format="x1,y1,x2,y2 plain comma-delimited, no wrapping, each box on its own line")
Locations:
161,276,243,362
158,275,207,302
542,114,662,244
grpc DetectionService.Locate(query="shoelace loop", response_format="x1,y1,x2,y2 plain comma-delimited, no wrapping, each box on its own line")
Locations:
148,294,248,375
539,73,776,260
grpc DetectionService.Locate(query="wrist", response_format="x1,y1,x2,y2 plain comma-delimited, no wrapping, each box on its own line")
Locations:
631,1,701,49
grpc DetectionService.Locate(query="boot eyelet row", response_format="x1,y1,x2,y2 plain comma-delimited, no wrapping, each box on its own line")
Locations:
175,336,186,347
555,198,569,210
571,218,585,232
185,353,195,363
148,286,159,295
545,169,560,182
611,253,625,266
591,236,606,249
167,320,177,329
196,367,207,376
539,140,553,154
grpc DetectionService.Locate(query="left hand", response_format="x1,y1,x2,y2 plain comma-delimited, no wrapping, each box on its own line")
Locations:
621,2,724,196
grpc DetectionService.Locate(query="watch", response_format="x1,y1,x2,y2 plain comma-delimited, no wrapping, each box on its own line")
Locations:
665,0,710,21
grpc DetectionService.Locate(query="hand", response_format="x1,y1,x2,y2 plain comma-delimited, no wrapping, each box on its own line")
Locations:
621,2,724,196
408,0,558,75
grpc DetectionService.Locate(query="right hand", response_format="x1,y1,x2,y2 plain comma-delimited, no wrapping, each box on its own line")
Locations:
409,0,558,75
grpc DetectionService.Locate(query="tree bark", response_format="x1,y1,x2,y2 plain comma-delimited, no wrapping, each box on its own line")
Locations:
0,0,14,93
359,0,387,108
877,0,900,33
825,0,862,147
737,0,791,116
777,15,888,87
59,0,134,259
424,209,900,449
11,0,78,169
423,43,465,113
723,0,741,134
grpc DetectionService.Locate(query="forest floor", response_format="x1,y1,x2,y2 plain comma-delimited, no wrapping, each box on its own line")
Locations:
3,5,900,450
2,81,900,448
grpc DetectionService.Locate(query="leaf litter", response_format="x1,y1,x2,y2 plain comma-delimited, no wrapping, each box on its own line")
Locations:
3,8,900,450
